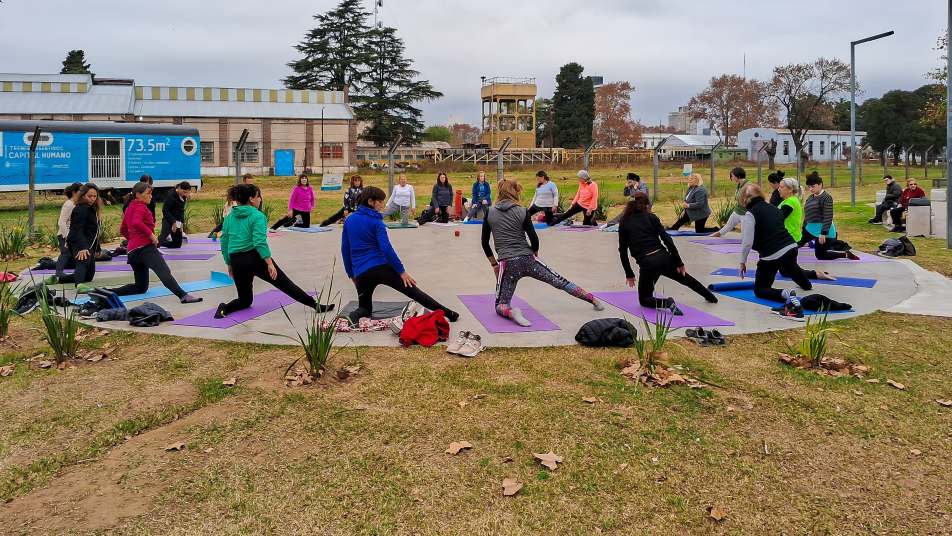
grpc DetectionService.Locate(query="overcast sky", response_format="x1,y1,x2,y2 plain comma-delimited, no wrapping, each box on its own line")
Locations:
0,0,945,127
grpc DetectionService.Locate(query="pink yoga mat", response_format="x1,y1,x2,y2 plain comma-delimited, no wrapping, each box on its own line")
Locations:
592,290,735,328
173,289,316,329
457,294,560,333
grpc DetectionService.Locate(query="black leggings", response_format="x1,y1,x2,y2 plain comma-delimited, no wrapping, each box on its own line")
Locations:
222,250,315,315
553,203,595,226
352,264,455,319
669,213,718,233
798,230,847,260
54,236,75,278
434,205,450,223
112,245,187,298
754,247,813,302
271,209,311,229
636,250,715,308
321,207,347,227
159,221,183,249
57,251,96,284
528,204,555,225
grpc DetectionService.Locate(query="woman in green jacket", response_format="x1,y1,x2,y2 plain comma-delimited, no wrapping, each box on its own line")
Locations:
215,184,333,319
778,177,836,281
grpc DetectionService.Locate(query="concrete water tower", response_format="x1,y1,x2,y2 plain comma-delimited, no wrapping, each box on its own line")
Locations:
480,76,537,148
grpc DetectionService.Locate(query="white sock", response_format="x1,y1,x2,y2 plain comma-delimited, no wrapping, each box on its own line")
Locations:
593,299,605,311
510,308,532,327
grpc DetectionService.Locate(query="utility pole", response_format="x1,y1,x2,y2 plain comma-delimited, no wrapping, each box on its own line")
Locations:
582,141,597,172
946,0,951,248
234,129,249,186
652,136,671,204
710,139,723,193
496,137,512,181
387,133,404,194
850,30,894,206
27,126,41,237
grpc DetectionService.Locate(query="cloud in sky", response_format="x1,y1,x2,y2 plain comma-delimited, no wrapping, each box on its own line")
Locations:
0,0,944,126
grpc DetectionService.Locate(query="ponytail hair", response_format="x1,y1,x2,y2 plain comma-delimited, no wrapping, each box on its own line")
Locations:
228,183,261,205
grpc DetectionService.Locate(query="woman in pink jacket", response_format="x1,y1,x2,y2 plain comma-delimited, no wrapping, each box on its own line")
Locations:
551,170,600,226
271,174,315,229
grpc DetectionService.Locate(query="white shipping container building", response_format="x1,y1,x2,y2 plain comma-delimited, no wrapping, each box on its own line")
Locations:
736,128,867,165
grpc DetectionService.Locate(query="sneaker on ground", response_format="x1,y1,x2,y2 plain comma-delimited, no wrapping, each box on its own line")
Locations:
387,317,404,335
180,294,203,304
446,330,471,354
593,299,605,311
846,251,860,260
778,302,805,321
455,333,485,358
509,307,532,327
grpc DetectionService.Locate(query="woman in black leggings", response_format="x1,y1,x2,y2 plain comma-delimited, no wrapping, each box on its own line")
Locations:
618,193,717,315
214,184,333,318
56,183,102,285
110,182,202,303
341,186,459,325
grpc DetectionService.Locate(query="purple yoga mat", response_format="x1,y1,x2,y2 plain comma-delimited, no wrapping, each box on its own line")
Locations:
173,289,317,329
110,253,215,262
160,246,221,253
457,294,560,333
688,238,742,245
25,264,133,275
592,290,735,328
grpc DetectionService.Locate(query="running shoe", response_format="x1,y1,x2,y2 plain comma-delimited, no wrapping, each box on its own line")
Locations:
455,333,485,358
773,302,805,321
446,330,472,354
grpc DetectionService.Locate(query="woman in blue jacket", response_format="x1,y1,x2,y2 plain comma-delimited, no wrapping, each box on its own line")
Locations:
342,186,460,325
466,171,492,221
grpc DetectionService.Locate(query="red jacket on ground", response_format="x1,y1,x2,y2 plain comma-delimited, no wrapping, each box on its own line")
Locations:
899,187,926,209
121,199,156,252
399,310,449,347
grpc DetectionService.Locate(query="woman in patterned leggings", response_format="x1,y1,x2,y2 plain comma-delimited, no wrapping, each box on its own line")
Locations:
482,179,604,327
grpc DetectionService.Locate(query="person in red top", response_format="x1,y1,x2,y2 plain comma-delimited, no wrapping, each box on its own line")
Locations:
551,170,600,226
109,182,202,303
889,179,927,233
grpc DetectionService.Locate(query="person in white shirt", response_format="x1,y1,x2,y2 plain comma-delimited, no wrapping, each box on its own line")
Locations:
527,170,559,225
383,174,416,225
55,182,83,278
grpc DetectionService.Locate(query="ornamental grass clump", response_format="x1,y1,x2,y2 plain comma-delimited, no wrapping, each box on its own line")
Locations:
0,224,29,259
36,285,80,364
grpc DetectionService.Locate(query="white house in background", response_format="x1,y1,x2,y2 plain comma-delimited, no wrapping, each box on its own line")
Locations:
639,133,723,159
736,128,867,164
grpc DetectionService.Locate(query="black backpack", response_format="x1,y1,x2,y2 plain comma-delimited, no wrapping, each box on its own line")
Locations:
898,235,917,256
575,318,637,348
14,285,55,315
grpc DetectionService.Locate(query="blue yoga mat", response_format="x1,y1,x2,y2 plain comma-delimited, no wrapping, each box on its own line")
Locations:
533,222,548,229
285,226,333,233
666,230,714,237
708,281,853,315
710,268,877,288
74,271,234,305
463,220,484,225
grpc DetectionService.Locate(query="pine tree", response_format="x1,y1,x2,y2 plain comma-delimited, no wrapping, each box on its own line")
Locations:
60,50,93,76
360,26,442,146
552,63,595,149
283,0,372,99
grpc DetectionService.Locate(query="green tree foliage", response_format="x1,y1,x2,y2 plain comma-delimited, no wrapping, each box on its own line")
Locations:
833,99,851,131
422,125,452,143
552,63,595,149
859,85,945,164
60,50,92,76
534,97,554,148
285,0,440,145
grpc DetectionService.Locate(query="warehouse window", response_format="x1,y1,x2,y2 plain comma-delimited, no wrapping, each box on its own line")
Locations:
808,141,814,156
819,141,825,156
200,141,215,163
783,140,789,156
232,141,259,163
320,142,344,160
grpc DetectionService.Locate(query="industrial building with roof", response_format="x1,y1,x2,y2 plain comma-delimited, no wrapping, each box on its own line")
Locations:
0,73,357,176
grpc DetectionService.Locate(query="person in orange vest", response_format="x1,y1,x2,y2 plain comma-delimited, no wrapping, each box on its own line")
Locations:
550,170,599,226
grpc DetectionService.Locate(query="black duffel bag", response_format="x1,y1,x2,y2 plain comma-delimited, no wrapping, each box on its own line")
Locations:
575,318,637,348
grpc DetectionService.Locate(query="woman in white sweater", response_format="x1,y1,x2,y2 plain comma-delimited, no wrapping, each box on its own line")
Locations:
383,173,416,225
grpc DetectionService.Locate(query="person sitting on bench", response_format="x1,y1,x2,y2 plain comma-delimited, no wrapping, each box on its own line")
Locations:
869,175,902,224
889,179,926,233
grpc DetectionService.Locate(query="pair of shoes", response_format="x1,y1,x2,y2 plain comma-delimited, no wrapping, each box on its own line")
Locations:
685,327,726,345
771,302,805,321
892,226,906,233
446,331,485,358
180,294,203,304
868,218,882,224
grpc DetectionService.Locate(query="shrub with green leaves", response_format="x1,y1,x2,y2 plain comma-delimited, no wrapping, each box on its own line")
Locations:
0,223,29,260
36,286,80,363
98,217,119,245
714,198,736,226
799,310,835,367
671,200,685,221
629,311,673,373
37,226,61,251
260,201,275,223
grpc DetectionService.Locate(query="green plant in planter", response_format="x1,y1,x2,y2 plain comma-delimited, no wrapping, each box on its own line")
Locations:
593,196,608,221
209,203,226,232
36,285,80,364
0,223,28,260
260,201,276,223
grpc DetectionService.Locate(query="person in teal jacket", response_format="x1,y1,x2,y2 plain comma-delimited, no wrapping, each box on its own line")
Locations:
214,184,334,319
466,170,492,221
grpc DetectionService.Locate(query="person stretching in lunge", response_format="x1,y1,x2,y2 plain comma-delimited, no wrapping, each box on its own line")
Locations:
551,170,599,226
618,192,718,316
271,174,314,229
321,174,364,226
214,184,334,319
342,186,459,325
737,183,817,320
482,179,604,327
801,172,859,261
159,181,192,248
54,183,102,286
528,170,559,225
777,177,836,282
54,183,83,280
710,167,750,237
111,181,203,303
383,174,416,225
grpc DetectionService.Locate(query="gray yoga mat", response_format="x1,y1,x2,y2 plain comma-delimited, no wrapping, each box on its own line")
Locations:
339,300,410,320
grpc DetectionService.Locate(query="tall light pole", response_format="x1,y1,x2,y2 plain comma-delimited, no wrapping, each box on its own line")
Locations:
946,0,951,248
850,30,894,207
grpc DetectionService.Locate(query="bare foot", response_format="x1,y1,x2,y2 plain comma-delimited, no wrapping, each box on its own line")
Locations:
816,271,837,281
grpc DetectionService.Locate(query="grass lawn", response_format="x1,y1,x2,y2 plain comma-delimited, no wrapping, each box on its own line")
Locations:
1,162,951,534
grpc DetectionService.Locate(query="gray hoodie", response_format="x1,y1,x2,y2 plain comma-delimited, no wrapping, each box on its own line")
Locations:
482,200,539,261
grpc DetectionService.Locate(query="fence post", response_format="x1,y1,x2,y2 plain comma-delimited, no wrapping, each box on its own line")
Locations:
710,140,722,194
27,126,40,237
233,129,249,186
387,134,404,195
496,137,512,181
583,141,597,172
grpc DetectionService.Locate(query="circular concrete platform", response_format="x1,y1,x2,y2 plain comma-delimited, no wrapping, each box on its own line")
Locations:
76,224,917,347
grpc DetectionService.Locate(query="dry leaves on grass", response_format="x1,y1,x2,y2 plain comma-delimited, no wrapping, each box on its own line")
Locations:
533,451,563,470
886,379,906,391
164,442,186,452
222,377,237,387
445,441,473,455
336,364,361,380
0,364,14,377
707,504,728,522
284,367,317,387
582,396,604,404
620,362,702,388
936,399,952,407
37,360,53,369
778,353,870,378
501,477,523,497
